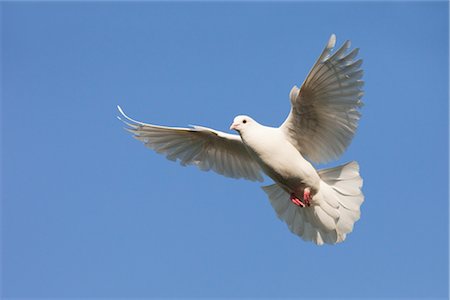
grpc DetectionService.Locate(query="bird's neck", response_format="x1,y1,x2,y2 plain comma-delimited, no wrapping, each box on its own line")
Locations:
240,125,277,149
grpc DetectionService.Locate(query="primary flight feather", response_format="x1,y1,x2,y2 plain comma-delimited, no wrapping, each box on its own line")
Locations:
118,34,364,245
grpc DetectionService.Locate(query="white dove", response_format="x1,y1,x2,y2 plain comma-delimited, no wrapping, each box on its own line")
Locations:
118,34,364,245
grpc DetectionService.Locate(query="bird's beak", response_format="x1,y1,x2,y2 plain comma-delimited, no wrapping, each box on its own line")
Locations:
230,123,237,131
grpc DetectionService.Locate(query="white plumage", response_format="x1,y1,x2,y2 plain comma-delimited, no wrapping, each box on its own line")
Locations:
118,34,364,245
118,108,263,182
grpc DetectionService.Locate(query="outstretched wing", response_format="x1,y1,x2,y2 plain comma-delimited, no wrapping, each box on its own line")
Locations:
118,106,263,182
281,34,364,164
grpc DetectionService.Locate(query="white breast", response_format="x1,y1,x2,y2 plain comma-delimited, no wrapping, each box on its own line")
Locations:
240,125,321,193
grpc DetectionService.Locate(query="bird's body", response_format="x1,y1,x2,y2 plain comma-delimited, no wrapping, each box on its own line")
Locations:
238,120,320,197
118,34,365,245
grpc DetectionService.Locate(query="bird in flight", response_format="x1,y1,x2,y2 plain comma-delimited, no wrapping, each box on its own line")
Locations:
118,34,364,245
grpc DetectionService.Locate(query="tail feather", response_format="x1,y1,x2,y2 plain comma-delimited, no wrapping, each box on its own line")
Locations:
262,161,364,245
318,161,360,180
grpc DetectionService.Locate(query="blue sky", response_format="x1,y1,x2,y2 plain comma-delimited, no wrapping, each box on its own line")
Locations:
1,1,448,299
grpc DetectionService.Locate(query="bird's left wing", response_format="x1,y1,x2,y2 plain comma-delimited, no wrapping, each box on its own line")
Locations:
118,106,263,182
280,34,364,164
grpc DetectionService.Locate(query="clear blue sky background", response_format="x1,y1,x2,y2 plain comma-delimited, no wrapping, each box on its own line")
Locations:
1,1,448,299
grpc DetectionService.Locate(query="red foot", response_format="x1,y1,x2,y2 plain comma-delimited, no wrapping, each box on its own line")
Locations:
290,193,305,207
303,188,312,207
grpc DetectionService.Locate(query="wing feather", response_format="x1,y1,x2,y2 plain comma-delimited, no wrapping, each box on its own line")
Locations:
280,34,364,163
118,106,263,182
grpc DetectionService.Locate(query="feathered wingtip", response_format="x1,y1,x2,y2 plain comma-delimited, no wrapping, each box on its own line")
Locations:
327,33,336,49
314,34,358,71
117,105,142,129
317,33,339,63
117,105,131,122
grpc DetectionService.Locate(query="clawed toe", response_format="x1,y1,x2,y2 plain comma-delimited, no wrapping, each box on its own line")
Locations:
303,188,312,207
290,188,312,208
290,193,306,207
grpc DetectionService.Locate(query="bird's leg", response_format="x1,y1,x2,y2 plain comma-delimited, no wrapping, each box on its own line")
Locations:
290,193,305,207
303,187,312,207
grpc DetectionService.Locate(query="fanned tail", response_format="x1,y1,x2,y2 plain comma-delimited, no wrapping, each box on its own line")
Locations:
261,161,364,245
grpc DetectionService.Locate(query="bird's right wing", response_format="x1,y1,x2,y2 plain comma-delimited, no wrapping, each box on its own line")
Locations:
118,106,264,182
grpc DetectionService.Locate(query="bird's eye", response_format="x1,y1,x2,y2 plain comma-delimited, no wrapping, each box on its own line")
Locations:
243,119,247,124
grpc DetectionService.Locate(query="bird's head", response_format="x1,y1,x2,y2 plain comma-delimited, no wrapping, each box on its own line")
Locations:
230,115,255,133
